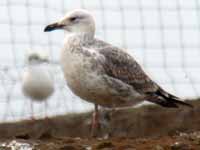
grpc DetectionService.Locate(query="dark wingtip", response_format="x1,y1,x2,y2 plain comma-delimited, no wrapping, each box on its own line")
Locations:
156,88,193,109
172,100,193,108
177,100,193,108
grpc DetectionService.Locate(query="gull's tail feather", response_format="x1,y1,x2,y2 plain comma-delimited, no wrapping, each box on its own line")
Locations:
147,88,193,108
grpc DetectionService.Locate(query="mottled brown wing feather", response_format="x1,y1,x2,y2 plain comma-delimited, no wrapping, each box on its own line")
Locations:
98,46,159,94
89,39,192,108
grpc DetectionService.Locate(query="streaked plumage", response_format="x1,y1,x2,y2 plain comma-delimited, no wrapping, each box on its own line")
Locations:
44,9,192,136
59,34,192,108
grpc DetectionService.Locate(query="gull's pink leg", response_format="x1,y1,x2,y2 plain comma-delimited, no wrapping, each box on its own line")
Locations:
44,100,52,123
91,104,100,137
30,101,35,120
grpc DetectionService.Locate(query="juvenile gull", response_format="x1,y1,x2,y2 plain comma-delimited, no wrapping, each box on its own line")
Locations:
44,9,192,135
22,51,54,119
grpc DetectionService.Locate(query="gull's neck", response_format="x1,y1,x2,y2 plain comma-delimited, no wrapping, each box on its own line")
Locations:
64,32,94,46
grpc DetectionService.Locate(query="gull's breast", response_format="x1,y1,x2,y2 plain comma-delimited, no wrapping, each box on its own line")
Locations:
22,66,54,101
61,48,106,101
61,49,142,107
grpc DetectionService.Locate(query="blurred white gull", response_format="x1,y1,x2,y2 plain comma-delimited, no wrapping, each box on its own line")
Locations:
22,50,54,119
44,9,192,136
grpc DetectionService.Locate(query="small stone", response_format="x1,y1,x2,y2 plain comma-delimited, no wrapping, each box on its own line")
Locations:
154,145,164,150
84,145,92,150
179,133,188,138
171,142,190,150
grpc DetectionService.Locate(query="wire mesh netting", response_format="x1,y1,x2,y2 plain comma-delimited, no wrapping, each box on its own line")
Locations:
0,0,200,122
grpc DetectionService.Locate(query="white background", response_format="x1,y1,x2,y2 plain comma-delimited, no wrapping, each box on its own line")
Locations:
0,0,200,122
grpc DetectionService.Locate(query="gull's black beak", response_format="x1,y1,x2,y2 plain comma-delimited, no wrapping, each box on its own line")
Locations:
44,22,65,32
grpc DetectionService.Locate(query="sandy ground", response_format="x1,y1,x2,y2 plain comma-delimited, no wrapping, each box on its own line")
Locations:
0,99,200,150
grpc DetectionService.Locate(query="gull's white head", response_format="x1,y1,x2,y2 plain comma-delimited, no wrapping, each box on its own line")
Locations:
44,9,95,36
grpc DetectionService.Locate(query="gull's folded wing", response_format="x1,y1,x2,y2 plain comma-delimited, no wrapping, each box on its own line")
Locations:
98,45,158,93
97,43,192,108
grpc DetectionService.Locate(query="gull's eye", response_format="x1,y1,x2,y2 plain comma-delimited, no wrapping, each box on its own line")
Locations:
69,17,77,22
